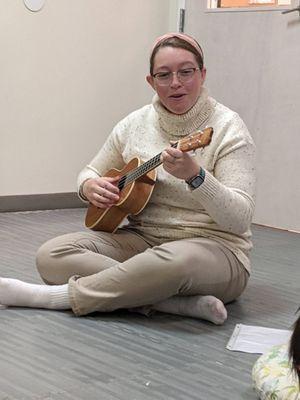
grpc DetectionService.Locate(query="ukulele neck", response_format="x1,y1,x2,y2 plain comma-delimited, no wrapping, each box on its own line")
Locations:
116,127,214,190
118,143,177,190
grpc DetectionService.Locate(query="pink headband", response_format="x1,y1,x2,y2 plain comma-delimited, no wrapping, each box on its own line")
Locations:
151,32,203,59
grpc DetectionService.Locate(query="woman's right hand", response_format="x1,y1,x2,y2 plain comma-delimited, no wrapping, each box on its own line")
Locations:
82,176,120,209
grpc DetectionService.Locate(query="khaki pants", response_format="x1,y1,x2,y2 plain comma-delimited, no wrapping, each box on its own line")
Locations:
36,228,249,316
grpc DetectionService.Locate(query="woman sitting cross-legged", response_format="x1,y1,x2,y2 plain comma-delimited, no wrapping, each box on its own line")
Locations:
0,32,256,325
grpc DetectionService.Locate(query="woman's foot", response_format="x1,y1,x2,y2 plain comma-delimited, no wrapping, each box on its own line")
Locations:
153,295,227,325
0,278,70,310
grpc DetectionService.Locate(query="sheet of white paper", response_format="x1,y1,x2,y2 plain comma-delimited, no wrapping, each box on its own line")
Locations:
227,324,292,354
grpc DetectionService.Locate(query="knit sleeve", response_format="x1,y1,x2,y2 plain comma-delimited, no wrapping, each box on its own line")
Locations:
190,117,256,235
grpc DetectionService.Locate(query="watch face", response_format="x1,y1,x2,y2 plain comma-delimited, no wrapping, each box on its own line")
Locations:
190,175,204,188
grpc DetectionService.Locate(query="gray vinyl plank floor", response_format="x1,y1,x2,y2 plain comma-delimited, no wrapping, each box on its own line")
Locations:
0,208,299,400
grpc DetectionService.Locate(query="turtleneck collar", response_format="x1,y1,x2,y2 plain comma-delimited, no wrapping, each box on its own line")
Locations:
152,87,216,140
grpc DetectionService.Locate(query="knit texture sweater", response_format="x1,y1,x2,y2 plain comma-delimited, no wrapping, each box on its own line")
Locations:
78,88,256,272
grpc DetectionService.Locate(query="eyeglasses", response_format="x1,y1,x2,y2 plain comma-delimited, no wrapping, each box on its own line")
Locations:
152,67,200,86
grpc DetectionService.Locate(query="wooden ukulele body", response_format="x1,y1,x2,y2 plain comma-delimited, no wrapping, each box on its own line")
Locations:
85,157,157,232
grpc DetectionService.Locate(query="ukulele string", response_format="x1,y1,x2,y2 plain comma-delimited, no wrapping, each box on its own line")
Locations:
117,142,178,190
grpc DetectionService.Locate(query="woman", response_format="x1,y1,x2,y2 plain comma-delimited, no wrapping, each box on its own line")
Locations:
0,33,256,325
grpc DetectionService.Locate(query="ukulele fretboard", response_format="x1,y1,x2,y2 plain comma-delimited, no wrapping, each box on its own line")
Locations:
118,142,178,190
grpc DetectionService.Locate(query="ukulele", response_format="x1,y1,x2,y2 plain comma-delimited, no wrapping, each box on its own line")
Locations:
85,127,213,232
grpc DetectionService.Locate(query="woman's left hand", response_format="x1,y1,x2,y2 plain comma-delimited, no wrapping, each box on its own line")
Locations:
161,146,200,181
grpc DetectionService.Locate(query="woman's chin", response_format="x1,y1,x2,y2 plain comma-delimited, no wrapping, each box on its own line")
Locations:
166,103,193,115
163,97,195,115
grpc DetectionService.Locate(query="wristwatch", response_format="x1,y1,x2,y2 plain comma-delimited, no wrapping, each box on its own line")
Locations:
185,168,206,190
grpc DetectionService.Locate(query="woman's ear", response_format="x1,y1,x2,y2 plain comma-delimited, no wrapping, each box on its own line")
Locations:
200,67,207,83
146,75,155,90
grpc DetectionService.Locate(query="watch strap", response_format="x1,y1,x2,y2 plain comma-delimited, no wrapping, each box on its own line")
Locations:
185,167,205,187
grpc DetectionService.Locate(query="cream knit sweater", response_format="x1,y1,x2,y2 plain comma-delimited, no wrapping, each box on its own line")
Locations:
78,88,256,272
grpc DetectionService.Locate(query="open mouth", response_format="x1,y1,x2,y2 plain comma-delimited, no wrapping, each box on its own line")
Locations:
169,93,186,99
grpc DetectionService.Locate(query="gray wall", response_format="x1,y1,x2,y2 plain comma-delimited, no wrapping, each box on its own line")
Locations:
185,1,300,231
2,0,299,231
0,0,170,197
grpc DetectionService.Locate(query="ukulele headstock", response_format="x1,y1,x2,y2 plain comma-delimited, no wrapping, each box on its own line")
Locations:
178,127,213,153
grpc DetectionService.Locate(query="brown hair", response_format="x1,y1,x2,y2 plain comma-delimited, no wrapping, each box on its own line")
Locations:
150,36,204,76
289,310,300,384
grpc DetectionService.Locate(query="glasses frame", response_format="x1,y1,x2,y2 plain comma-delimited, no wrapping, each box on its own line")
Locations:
152,67,200,86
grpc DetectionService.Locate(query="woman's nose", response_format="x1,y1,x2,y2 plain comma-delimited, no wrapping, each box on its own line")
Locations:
170,72,182,87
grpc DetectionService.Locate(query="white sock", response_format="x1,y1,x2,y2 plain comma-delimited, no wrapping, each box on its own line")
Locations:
0,278,70,310
153,295,227,325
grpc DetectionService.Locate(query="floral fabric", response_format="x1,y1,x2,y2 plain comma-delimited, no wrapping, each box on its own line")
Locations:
252,343,300,400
